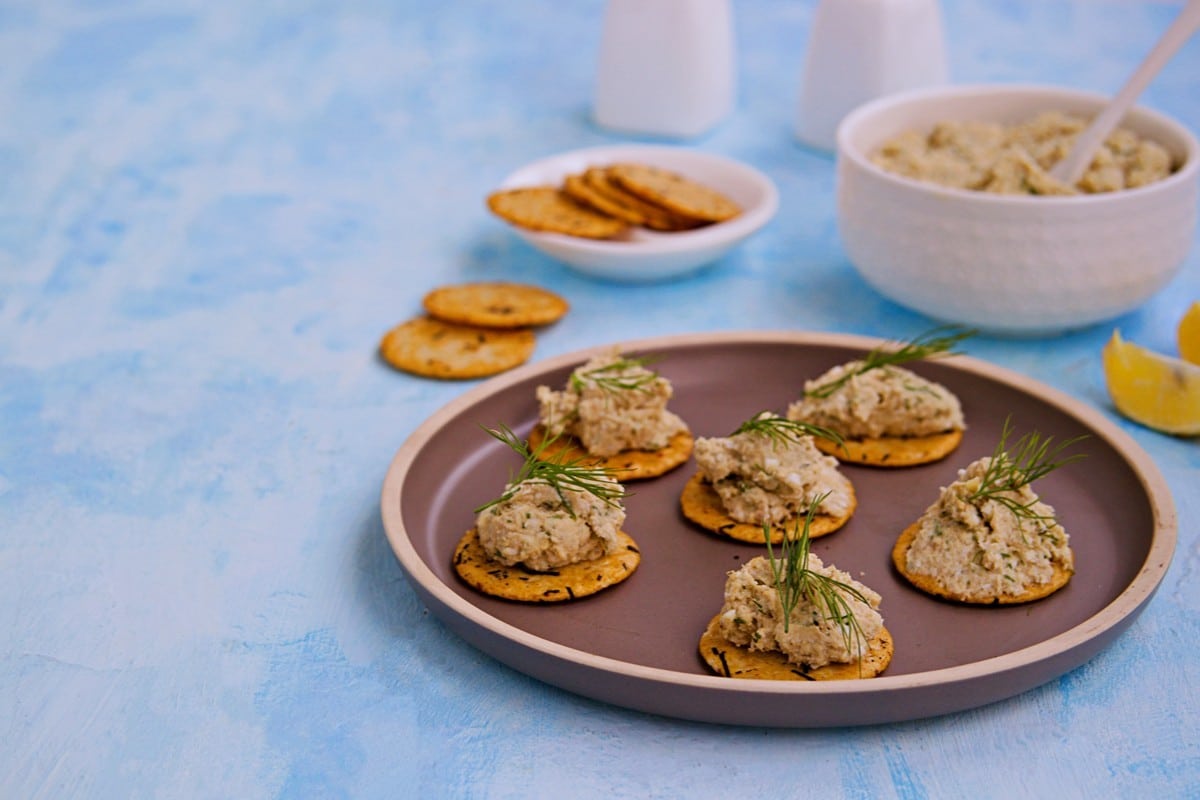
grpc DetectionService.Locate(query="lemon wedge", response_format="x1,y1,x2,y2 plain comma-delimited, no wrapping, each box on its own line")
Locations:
1103,330,1200,436
1178,301,1200,366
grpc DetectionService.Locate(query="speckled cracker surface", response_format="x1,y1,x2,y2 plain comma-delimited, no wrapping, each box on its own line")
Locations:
699,616,893,680
562,173,646,225
486,185,626,239
582,168,701,232
812,429,963,467
422,282,569,329
526,426,694,481
609,162,741,223
892,521,1074,604
379,316,534,379
452,528,641,602
679,473,854,543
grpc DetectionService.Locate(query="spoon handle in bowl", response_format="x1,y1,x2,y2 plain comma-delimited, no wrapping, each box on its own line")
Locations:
1052,0,1200,186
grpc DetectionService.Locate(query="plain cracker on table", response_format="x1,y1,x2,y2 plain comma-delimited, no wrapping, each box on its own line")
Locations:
609,162,742,223
526,425,694,481
679,473,855,543
379,316,534,380
699,616,893,680
892,521,1074,604
811,429,964,467
562,172,647,225
452,528,641,602
486,185,626,239
422,282,569,329
582,168,703,232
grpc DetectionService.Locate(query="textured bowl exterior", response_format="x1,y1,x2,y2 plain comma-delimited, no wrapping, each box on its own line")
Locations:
836,85,1200,335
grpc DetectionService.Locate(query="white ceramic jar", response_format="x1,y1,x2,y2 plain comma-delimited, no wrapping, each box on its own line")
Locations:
593,0,737,138
796,0,948,151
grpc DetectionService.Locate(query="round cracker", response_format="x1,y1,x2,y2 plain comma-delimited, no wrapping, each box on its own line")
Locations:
699,615,893,681
583,168,703,232
562,173,647,225
527,425,694,481
812,429,963,467
892,520,1074,604
679,473,855,543
487,186,626,239
379,316,534,380
609,162,742,223
452,528,641,602
422,282,569,329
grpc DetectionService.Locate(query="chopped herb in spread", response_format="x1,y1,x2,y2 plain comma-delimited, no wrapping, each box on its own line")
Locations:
693,412,852,525
899,420,1084,600
803,327,973,399
537,350,687,457
475,425,626,572
717,499,883,669
787,328,971,441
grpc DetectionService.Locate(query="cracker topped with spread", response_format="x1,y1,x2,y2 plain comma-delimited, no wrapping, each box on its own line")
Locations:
700,501,892,681
892,420,1084,605
532,350,693,480
787,328,972,467
681,412,855,543
455,426,640,602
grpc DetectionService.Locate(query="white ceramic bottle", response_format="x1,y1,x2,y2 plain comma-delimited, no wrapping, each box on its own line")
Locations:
593,0,737,138
795,0,949,151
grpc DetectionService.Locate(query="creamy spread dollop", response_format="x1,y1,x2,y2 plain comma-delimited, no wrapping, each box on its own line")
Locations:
872,111,1174,195
718,554,883,669
537,351,687,457
692,418,852,524
476,477,625,572
902,456,1073,596
787,363,963,440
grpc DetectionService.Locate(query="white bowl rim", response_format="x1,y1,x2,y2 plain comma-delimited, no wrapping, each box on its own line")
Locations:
495,144,780,257
836,82,1200,206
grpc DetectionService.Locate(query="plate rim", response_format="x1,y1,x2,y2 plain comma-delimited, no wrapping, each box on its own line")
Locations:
380,330,1176,717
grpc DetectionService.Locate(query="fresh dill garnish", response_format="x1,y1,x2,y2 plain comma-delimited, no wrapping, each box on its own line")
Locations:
804,326,976,399
731,410,844,449
473,424,625,516
762,494,870,664
568,354,660,394
967,416,1088,522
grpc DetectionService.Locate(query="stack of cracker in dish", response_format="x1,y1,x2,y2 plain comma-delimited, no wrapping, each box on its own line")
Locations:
488,163,742,239
379,281,568,380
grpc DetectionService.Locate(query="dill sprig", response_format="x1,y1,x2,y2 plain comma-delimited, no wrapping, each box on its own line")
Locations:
731,410,844,449
569,354,660,394
762,494,870,663
473,424,625,516
967,417,1088,522
804,326,976,399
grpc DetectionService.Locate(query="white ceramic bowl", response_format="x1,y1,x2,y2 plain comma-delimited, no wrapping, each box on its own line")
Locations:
495,144,778,283
836,84,1200,335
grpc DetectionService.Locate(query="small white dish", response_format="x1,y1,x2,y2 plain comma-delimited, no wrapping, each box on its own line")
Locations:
494,144,779,283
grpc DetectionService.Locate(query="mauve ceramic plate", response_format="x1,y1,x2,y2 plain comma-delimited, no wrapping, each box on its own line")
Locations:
380,331,1176,727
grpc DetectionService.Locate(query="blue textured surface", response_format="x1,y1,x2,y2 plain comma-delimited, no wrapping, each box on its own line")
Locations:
2,1,1198,797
